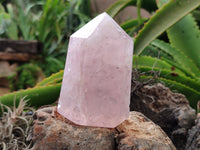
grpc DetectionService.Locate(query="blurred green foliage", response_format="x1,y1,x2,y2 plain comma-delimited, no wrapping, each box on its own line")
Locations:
0,0,91,76
7,63,42,91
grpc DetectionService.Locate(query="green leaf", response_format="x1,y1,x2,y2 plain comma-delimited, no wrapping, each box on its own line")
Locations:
106,0,157,18
134,0,200,55
133,55,185,75
6,22,18,40
0,15,11,35
106,0,136,18
0,4,11,35
151,39,200,77
167,14,200,68
156,0,170,8
0,3,5,12
141,44,172,60
138,66,200,91
5,4,18,39
161,57,197,79
36,70,63,86
120,18,147,32
0,84,61,107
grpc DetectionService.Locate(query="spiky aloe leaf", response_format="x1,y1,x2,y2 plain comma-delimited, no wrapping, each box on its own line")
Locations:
156,0,200,68
141,44,173,60
36,70,64,86
106,0,134,17
0,84,61,107
151,39,200,77
0,70,64,108
167,14,200,68
156,0,170,8
120,18,147,33
161,57,197,79
133,55,185,74
137,66,200,90
134,0,200,55
106,0,157,18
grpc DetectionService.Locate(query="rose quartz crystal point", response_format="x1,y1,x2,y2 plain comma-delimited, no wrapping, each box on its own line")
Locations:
57,12,133,128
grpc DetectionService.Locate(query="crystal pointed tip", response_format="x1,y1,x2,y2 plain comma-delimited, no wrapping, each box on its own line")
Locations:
71,12,109,38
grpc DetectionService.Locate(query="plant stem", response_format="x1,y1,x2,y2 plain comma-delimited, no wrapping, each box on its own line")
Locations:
137,0,142,24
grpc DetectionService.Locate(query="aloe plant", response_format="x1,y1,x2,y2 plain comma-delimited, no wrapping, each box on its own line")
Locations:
140,0,200,108
106,0,200,108
133,55,200,108
135,0,200,54
0,0,91,76
107,0,200,55
0,71,63,107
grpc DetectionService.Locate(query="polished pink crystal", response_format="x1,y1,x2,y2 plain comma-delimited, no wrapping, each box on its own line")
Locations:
57,12,133,128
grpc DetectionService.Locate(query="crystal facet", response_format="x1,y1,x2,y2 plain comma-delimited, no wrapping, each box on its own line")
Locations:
57,12,133,128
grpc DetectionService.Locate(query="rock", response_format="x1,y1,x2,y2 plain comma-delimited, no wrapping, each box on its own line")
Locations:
130,83,196,150
185,113,200,150
116,111,176,150
30,107,117,150
29,107,176,150
58,12,133,128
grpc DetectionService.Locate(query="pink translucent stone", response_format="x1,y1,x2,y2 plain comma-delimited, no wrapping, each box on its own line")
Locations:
57,12,133,128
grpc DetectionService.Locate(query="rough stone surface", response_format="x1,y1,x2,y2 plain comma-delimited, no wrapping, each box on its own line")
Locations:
130,83,196,150
185,113,200,150
29,107,176,150
30,107,117,150
116,111,176,150
58,12,133,128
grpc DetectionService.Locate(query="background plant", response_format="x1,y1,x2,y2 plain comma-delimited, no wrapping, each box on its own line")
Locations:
0,98,34,150
7,63,44,91
0,0,91,76
107,0,200,109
